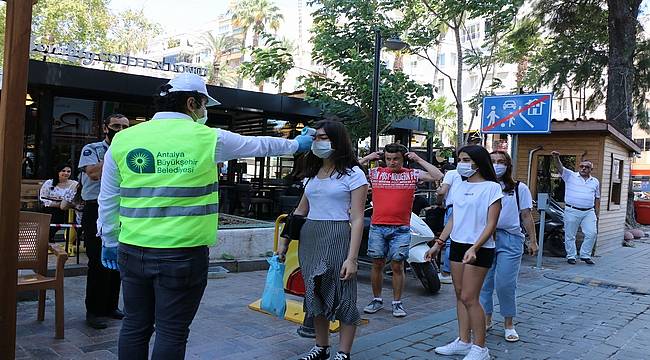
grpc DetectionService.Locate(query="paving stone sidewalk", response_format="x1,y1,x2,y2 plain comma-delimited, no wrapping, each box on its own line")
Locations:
342,241,650,360
15,240,650,359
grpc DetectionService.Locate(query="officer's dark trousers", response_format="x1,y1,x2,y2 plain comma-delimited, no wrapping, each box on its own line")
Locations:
83,201,121,316
117,243,208,360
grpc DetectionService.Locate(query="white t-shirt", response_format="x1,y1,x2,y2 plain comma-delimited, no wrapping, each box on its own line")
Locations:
497,182,533,236
442,169,462,207
561,168,600,209
448,180,503,248
304,166,368,221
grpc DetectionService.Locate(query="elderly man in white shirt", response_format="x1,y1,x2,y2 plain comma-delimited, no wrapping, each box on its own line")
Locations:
551,151,601,265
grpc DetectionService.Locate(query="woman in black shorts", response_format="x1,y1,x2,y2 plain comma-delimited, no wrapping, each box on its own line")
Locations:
425,145,502,360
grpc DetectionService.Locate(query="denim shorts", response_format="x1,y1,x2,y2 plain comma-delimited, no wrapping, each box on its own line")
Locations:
367,224,411,261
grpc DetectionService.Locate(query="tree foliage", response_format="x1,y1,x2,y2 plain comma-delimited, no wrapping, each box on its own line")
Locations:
32,0,112,53
108,9,162,56
423,97,457,147
402,0,524,145
230,0,284,49
240,34,295,92
303,0,432,141
510,0,646,132
0,1,161,67
200,32,239,87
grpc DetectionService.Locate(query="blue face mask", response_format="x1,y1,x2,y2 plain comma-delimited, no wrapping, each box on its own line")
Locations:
493,164,507,178
311,141,334,158
457,162,477,178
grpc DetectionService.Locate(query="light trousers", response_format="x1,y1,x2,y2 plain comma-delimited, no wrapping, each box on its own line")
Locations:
480,230,524,317
564,207,597,260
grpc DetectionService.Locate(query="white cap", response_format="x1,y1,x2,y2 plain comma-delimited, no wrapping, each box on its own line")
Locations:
163,73,220,107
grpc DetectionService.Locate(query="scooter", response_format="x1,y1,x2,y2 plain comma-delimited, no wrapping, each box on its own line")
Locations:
533,198,566,257
359,206,441,295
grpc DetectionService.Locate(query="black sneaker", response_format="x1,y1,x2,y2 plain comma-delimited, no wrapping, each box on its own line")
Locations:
299,345,330,360
297,325,316,338
580,258,595,265
567,259,576,265
332,351,351,360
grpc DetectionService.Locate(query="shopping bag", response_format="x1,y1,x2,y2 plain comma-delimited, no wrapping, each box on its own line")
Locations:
260,255,286,319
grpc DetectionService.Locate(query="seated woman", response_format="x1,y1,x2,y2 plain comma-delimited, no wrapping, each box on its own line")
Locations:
39,163,78,242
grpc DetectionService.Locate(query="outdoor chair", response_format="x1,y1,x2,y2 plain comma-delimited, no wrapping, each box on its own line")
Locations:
16,211,68,339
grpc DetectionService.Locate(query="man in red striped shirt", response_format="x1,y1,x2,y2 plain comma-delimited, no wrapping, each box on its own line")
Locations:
359,143,443,317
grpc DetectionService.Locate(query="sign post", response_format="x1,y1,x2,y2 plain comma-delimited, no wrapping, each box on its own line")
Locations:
536,193,550,269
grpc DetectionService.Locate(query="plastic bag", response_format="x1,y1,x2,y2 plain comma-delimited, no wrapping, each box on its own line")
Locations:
260,255,286,319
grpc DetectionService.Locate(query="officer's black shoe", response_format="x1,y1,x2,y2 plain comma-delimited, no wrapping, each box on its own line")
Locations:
298,345,330,360
567,259,576,265
86,313,108,329
580,258,595,265
108,309,125,320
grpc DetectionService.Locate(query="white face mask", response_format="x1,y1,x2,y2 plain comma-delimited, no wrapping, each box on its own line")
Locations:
311,141,334,159
493,164,507,178
457,162,477,178
191,107,207,125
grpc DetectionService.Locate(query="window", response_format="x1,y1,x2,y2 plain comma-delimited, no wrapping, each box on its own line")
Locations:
609,155,625,208
437,78,444,92
645,138,650,151
462,24,480,43
437,53,446,66
536,155,577,203
635,138,644,149
450,53,457,66
575,101,581,111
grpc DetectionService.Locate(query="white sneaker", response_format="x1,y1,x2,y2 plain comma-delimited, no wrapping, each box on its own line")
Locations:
434,338,472,356
462,345,490,360
439,273,453,284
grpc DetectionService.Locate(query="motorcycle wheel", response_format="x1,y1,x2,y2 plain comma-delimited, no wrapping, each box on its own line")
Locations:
411,262,441,295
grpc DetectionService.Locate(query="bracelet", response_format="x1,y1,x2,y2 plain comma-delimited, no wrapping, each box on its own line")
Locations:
435,238,445,246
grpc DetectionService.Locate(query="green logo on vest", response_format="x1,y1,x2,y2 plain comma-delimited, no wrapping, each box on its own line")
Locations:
126,148,155,174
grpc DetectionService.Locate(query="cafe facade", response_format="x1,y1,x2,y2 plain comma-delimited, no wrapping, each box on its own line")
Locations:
16,59,321,218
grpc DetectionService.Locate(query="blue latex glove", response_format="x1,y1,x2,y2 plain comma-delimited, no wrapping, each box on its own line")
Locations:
294,127,315,153
101,246,118,270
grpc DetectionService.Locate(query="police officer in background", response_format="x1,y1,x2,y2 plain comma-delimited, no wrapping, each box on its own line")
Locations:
78,113,130,329
97,73,314,359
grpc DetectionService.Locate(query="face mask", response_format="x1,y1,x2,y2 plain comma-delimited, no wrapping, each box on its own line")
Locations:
106,128,118,143
457,162,477,178
493,164,507,178
311,141,334,159
191,107,208,125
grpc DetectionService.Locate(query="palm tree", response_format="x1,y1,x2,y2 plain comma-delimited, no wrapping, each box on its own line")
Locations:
200,32,238,86
230,0,284,91
231,0,283,48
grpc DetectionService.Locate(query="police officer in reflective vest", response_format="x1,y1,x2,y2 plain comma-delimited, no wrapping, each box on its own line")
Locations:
97,73,314,359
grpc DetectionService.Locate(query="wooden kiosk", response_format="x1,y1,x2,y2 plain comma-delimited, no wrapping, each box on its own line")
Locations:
513,118,640,254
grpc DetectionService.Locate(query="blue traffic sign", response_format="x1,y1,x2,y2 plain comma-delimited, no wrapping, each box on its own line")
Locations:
481,93,553,134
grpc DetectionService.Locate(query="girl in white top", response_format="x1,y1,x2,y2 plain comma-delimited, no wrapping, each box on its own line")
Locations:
479,151,538,343
425,145,502,360
277,120,368,360
39,164,78,241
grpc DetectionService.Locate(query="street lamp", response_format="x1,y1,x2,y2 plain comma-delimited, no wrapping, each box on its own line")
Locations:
370,30,409,153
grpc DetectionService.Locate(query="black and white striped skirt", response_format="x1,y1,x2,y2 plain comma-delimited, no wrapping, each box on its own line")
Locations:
298,219,361,325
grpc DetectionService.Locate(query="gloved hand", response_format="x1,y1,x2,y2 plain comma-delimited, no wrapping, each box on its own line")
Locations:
294,127,315,153
101,246,118,270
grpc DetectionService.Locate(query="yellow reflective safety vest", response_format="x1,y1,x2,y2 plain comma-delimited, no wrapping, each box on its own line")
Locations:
110,119,219,248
